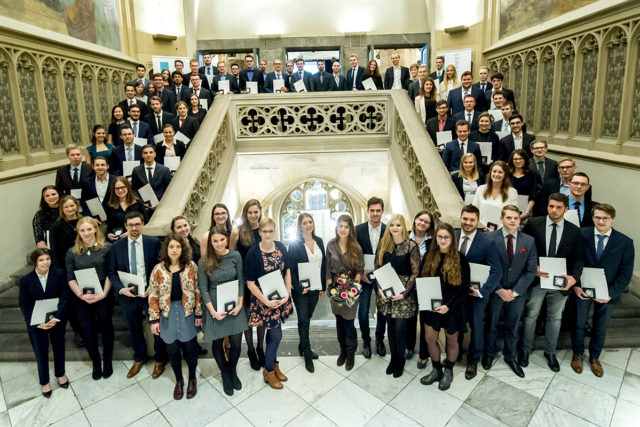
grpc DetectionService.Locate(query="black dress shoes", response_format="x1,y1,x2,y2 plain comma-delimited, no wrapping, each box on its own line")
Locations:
376,339,386,357
465,363,478,380
544,353,560,372
481,355,493,371
362,342,372,358
506,359,525,378
517,350,530,368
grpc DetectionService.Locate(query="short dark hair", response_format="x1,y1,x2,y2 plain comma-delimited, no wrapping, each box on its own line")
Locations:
296,58,304,64
29,248,52,266
531,139,548,148
136,63,145,70
162,123,175,132
436,99,448,108
492,89,506,99
509,113,523,123
491,72,504,81
460,71,472,78
152,73,163,79
120,123,133,133
571,171,590,184
592,203,616,218
171,70,182,78
174,59,184,66
142,144,156,152
435,55,445,61
125,211,145,224
463,94,476,101
128,104,140,112
124,83,135,91
245,54,254,61
455,120,470,130
149,95,162,104
501,204,521,216
92,155,109,165
461,204,480,217
548,192,569,207
502,100,514,109
367,197,384,210
317,60,325,65
39,185,59,211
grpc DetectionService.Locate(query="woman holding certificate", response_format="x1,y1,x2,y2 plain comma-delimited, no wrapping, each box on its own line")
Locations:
49,195,81,268
65,217,114,380
19,248,69,398
106,177,146,242
326,214,364,371
472,161,518,229
199,226,247,396
508,149,540,221
452,153,484,201
287,213,326,372
374,214,420,377
420,223,470,391
148,234,202,400
244,218,293,389
155,124,187,167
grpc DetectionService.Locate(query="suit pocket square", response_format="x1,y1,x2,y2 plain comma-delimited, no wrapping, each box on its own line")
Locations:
520,248,527,253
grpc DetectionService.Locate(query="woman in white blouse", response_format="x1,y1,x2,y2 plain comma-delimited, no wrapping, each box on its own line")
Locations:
472,160,519,229
439,64,461,100
453,153,485,204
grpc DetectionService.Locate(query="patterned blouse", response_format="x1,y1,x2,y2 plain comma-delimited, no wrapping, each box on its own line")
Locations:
148,261,202,322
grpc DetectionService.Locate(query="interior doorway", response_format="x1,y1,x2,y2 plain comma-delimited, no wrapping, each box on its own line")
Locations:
286,49,341,74
372,47,426,71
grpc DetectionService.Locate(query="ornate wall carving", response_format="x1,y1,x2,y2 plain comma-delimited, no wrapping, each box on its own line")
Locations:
525,51,538,125
500,58,510,88
557,43,575,133
97,69,111,125
42,58,65,148
540,48,555,132
633,37,640,141
577,35,598,136
111,71,122,114
63,62,83,145
0,55,19,155
512,55,523,96
17,53,44,152
82,65,97,136
601,27,628,137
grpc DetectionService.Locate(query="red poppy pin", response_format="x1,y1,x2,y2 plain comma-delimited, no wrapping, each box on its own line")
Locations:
520,248,527,254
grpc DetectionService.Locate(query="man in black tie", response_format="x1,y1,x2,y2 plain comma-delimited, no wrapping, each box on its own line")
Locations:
529,140,559,185
111,124,142,176
258,59,268,88
311,60,331,92
428,55,445,84
452,95,480,131
55,144,92,196
497,114,535,161
171,71,190,102
144,96,176,137
118,83,148,119
442,120,482,172
345,54,365,91
263,59,289,93
472,66,491,111
131,145,172,208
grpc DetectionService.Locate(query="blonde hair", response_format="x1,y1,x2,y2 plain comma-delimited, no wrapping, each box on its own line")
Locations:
259,217,276,230
459,153,480,181
376,214,410,266
440,64,460,92
72,217,106,255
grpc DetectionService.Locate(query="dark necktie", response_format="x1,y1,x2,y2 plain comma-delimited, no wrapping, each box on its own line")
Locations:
72,167,79,185
467,112,471,123
147,167,153,183
481,83,485,91
276,73,281,80
206,67,211,75
596,234,606,260
180,118,184,128
156,115,161,132
130,241,138,275
548,223,558,257
176,86,180,96
537,161,545,177
507,234,514,264
460,236,469,256
460,142,465,153
574,200,582,221
320,72,324,83
299,71,303,80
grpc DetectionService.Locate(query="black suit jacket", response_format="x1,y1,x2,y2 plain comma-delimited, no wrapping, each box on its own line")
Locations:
155,140,187,165
238,68,263,92
426,116,456,146
311,72,332,92
19,268,70,324
472,81,492,111
290,71,313,92
144,111,177,136
170,85,191,102
156,89,177,114
355,222,386,255
522,216,584,281
183,73,211,91
485,87,516,111
55,163,93,196
199,65,219,76
384,66,410,90
497,132,536,162
185,87,212,109
447,86,485,116
111,144,142,176
287,236,327,292
107,235,161,293
534,178,594,217
452,110,480,131
328,74,347,91
580,227,635,303
211,74,240,94
408,79,421,103
345,66,365,91
118,99,148,119
263,71,289,93
131,163,172,200
571,197,598,228
442,139,483,172
80,173,116,216
126,120,154,146
171,115,200,141
429,70,444,84
529,157,559,185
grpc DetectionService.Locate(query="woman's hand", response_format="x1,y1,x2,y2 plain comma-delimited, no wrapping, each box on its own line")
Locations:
82,294,99,304
150,323,160,335
263,299,279,309
318,291,324,299
434,305,449,314
213,310,227,321
37,318,57,330
391,293,404,301
229,305,242,316
377,289,387,302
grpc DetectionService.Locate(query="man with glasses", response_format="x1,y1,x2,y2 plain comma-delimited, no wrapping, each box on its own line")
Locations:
571,204,634,377
568,172,597,227
534,156,593,216
529,140,558,185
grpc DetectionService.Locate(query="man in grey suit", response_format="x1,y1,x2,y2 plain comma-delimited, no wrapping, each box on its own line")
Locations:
484,205,537,377
131,145,172,205
290,58,313,92
529,139,559,185
263,59,289,93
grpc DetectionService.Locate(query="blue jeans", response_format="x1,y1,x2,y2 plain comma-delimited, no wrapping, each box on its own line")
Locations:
358,281,386,344
522,284,568,355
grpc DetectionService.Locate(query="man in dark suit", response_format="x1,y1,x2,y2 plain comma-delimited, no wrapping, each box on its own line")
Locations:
118,83,148,119
571,204,634,377
171,111,199,141
534,157,593,216
107,211,165,378
428,55,445,84
328,61,347,91
311,60,332,92
452,95,480,131
426,100,456,149
491,101,515,133
126,105,154,146
497,114,535,161
290,58,313,92
442,121,482,172
170,71,191,102
529,139,559,185
485,72,516,110
186,74,211,109
520,193,584,372
55,144,92,196
198,53,218,77
447,71,484,117
355,197,387,358
408,65,428,103
144,96,176,136
455,206,502,380
263,59,289,93
238,54,263,93
472,66,492,111
568,172,597,228
80,156,115,217
151,73,177,114
184,59,211,91
111,124,142,176
383,52,410,90
345,54,365,91
258,59,269,89
485,205,537,377
131,145,172,202
211,61,240,95
129,63,151,89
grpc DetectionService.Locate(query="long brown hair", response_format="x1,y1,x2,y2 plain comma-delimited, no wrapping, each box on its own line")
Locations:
204,225,229,275
483,161,512,201
421,223,462,286
108,176,137,209
210,203,232,233
58,195,80,220
335,214,361,269
419,77,437,100
159,233,192,271
377,214,409,266
238,199,262,246
72,217,106,255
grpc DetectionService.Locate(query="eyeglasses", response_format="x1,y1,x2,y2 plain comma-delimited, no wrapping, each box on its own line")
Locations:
531,146,546,151
213,212,228,217
260,229,275,234
436,235,452,240
126,222,143,228
558,166,574,170
570,182,589,187
114,186,127,191
594,216,612,221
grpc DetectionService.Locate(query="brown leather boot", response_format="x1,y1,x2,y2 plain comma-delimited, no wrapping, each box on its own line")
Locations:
263,368,283,389
274,362,288,382
173,380,184,400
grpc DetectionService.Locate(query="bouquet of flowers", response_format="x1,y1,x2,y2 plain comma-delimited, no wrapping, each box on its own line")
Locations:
329,274,362,307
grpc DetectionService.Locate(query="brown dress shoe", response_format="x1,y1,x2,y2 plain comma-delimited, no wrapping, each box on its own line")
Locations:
590,359,604,377
273,362,288,382
173,380,184,400
186,378,197,399
571,354,583,374
152,362,165,379
127,361,145,378
465,363,478,380
263,368,283,389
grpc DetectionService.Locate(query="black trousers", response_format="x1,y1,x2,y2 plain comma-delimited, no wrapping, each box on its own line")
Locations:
119,295,167,363
387,316,408,361
27,320,66,385
486,292,527,361
291,290,319,353
573,297,614,360
75,293,114,363
336,315,357,354
166,337,198,382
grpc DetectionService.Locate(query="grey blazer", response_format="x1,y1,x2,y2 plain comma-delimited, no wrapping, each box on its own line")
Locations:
485,230,538,296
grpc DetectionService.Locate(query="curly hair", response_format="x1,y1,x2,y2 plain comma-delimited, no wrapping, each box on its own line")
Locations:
159,233,192,271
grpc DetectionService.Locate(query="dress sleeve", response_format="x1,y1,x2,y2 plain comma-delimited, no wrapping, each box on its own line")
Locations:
235,252,244,297
404,241,421,295
244,247,258,282
147,264,162,322
197,259,212,305
32,211,44,244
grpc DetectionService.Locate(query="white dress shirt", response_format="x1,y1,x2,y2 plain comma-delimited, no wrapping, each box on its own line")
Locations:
513,133,523,150
368,222,382,252
458,230,477,255
392,67,402,89
545,216,565,255
37,272,48,292
304,240,323,270
95,175,109,202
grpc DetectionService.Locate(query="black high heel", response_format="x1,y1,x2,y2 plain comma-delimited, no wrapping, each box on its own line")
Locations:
57,377,70,389
42,384,52,398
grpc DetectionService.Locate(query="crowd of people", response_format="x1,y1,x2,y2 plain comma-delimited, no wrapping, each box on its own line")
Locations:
20,52,635,403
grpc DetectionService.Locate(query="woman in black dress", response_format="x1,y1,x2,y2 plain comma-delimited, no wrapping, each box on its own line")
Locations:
188,93,208,124
32,185,60,249
420,223,470,391
508,148,540,221
106,176,146,242
365,60,383,89
107,105,126,146
49,195,81,268
287,213,326,372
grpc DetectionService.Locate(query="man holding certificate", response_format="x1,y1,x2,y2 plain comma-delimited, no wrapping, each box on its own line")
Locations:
571,204,634,377
521,193,584,372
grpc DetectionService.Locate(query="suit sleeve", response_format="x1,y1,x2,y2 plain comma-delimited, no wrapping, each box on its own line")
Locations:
513,240,538,296
482,239,503,295
568,227,584,282
18,276,34,323
54,268,70,321
107,244,125,293
608,238,635,301
442,145,452,171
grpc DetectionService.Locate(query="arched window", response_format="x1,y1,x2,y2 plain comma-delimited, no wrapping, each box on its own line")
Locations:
280,180,354,244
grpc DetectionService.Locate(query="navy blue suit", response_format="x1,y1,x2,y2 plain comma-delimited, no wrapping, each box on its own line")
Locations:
442,139,482,173
80,174,116,218
110,144,142,177
19,268,69,385
345,66,365,91
573,227,635,360
447,86,485,116
127,120,154,146
452,110,480,131
107,236,165,362
455,231,502,363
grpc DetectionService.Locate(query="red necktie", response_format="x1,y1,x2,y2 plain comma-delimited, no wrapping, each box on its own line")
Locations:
507,234,514,264
180,118,184,128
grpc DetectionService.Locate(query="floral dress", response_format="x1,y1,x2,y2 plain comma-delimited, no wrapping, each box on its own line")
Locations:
375,240,420,319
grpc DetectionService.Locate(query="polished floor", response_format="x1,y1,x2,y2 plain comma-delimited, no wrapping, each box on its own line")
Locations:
0,347,638,426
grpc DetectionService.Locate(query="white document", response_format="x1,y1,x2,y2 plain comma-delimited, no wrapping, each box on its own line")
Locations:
123,160,139,177
478,142,492,163
374,263,406,297
138,183,159,207
273,79,285,92
580,267,610,300
153,133,164,144
488,109,503,121
30,298,59,326
539,257,567,290
293,79,307,92
298,262,322,291
565,210,580,227
199,99,208,110
469,263,491,298
464,194,475,205
164,156,180,171
517,195,530,214
215,280,239,313
134,137,147,147
259,270,288,300
246,81,258,94
74,268,104,296
175,131,191,144
483,204,502,228
364,254,376,272
416,277,444,311
85,197,107,221
117,271,146,295
218,80,230,93
70,188,82,200
436,131,452,148
496,130,510,140
362,78,377,91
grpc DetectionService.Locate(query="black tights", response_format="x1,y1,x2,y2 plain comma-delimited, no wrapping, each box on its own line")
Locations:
425,326,459,364
166,337,198,382
212,333,242,371
244,326,266,352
